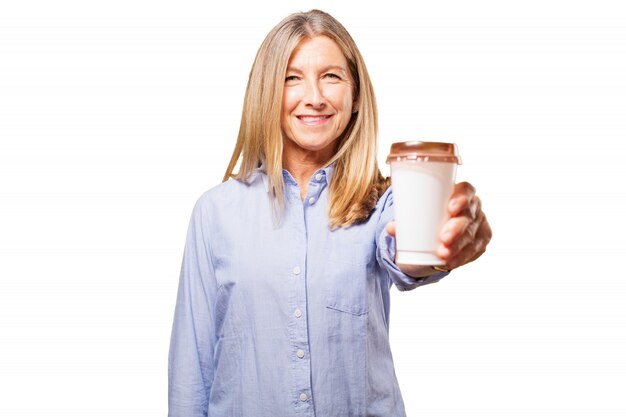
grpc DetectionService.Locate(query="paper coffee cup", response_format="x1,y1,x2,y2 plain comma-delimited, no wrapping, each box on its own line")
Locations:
386,141,462,266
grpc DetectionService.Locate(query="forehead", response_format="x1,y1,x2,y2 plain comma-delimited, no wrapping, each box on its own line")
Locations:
288,35,348,68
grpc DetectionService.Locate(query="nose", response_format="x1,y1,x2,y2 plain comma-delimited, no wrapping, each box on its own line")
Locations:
303,79,325,109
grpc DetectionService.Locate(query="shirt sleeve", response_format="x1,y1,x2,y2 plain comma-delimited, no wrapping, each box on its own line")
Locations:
375,187,450,292
168,194,217,417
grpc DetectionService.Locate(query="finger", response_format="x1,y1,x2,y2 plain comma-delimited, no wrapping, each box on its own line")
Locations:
439,210,483,259
441,197,480,243
449,182,476,216
440,215,472,246
386,221,396,236
444,216,492,269
470,216,493,261
466,195,480,220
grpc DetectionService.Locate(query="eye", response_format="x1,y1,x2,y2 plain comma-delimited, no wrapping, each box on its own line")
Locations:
324,73,341,80
285,75,300,82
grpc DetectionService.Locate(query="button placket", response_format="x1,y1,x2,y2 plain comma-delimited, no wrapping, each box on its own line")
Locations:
305,172,325,207
288,184,314,414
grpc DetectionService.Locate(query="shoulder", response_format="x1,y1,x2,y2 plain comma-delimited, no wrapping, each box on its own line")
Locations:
193,170,266,214
368,186,395,233
375,186,394,212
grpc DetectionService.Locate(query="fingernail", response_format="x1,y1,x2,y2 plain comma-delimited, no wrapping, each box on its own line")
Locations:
442,229,451,240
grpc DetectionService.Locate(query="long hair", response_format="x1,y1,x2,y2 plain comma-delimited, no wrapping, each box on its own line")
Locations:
223,9,389,228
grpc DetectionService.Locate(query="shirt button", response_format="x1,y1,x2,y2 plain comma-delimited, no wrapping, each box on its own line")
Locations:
292,266,301,275
297,349,305,359
315,173,323,181
299,393,308,401
294,308,302,318
308,197,316,205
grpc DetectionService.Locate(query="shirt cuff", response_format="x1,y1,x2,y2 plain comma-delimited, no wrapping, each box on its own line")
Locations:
377,228,450,291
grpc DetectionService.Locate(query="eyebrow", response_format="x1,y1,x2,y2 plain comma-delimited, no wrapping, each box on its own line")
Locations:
286,65,348,74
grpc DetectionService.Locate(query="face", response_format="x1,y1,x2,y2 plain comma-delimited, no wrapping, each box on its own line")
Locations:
281,36,355,161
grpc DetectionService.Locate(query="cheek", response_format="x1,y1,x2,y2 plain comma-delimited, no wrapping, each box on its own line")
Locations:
282,88,301,113
325,86,353,113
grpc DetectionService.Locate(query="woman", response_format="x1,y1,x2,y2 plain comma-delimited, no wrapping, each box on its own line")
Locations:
169,9,491,417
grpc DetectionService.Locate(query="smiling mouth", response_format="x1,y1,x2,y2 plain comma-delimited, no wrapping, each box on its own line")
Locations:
297,115,332,124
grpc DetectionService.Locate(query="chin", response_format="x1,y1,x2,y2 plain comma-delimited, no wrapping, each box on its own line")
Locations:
299,140,335,152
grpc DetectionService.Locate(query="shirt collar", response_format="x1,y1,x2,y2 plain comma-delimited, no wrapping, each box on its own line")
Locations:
257,162,335,193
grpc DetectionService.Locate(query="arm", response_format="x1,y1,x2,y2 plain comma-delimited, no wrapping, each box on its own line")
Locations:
169,197,218,417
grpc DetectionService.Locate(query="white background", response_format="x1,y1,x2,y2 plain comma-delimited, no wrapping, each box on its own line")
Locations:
1,0,625,416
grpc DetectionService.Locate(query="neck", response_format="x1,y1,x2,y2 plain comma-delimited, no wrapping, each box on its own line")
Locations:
282,142,335,200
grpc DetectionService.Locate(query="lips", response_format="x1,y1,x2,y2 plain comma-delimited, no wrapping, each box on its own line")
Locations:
296,115,332,125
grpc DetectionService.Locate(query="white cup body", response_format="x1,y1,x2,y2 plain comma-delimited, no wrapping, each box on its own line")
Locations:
391,160,457,265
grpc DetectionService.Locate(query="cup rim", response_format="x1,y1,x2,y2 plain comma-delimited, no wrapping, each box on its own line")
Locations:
386,141,462,165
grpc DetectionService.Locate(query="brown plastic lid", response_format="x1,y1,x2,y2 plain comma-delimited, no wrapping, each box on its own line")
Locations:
386,141,462,164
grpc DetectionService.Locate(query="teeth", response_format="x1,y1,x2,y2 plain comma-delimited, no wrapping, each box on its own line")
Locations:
299,116,328,122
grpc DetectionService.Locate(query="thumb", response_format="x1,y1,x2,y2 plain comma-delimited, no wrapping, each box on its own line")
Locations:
386,221,396,237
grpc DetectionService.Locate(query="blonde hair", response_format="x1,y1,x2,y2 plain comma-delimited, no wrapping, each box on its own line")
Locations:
223,9,389,228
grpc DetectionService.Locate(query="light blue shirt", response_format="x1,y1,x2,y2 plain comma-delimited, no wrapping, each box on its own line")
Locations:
168,164,447,417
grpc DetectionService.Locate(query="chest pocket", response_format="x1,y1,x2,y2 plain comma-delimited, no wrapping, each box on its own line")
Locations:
325,242,375,316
